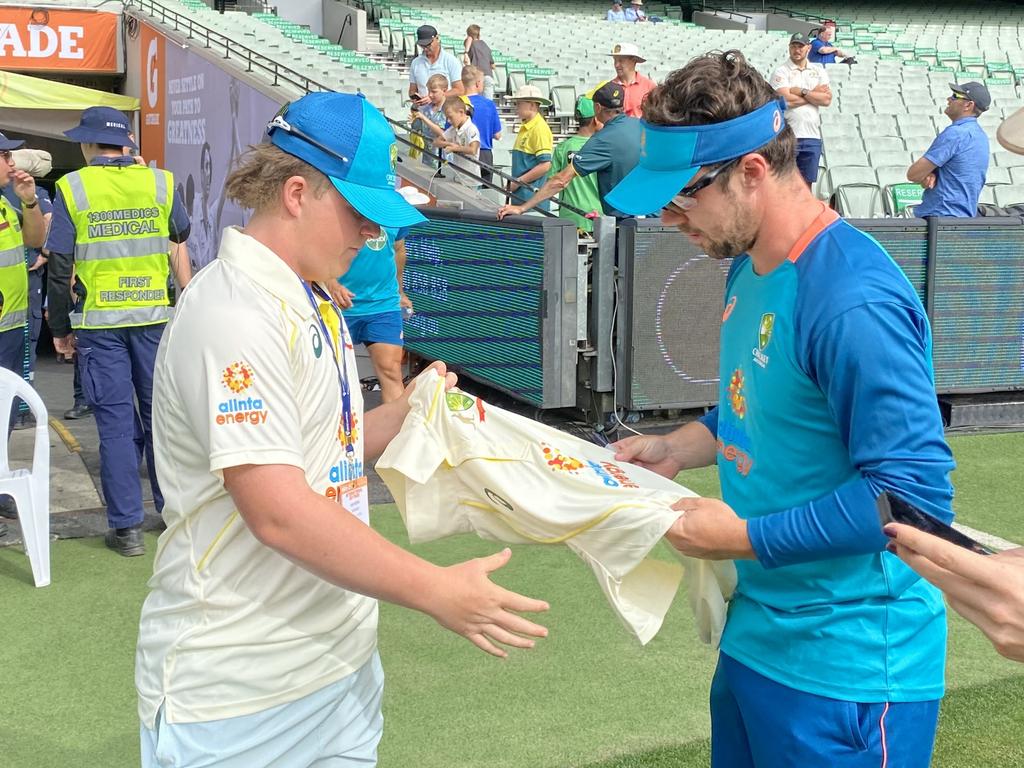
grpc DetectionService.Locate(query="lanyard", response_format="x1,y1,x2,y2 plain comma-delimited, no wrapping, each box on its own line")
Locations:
301,280,355,456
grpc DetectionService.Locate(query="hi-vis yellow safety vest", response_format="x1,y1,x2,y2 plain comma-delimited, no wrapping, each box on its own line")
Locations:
55,164,174,330
0,199,28,333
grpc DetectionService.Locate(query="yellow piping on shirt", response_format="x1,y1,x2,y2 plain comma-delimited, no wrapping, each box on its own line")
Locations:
196,510,240,572
462,499,659,544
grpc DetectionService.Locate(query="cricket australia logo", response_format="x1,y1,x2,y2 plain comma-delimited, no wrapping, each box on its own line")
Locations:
753,313,774,369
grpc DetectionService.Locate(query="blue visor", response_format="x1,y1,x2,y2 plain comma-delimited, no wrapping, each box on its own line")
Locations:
606,98,787,216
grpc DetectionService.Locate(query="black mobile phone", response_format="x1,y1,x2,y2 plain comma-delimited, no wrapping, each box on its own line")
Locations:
876,491,996,556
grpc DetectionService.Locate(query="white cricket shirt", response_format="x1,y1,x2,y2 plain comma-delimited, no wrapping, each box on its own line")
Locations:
377,371,736,646
135,226,376,727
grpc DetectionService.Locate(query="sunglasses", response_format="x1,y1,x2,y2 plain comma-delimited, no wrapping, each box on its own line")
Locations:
0,150,12,164
948,93,972,102
664,158,740,212
266,107,350,166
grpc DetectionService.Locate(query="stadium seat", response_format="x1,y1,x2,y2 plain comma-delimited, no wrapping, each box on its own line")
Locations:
995,151,1024,168
870,150,914,167
829,165,885,218
876,165,910,190
994,185,1024,207
871,136,907,152
987,167,1013,186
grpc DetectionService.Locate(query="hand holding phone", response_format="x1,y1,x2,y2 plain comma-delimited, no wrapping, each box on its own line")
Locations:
876,491,996,556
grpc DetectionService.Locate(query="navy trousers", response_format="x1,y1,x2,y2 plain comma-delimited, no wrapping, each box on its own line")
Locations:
76,324,165,529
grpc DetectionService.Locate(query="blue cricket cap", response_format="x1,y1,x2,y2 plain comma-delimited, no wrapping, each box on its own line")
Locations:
267,92,426,229
64,106,136,149
0,131,25,151
606,98,788,216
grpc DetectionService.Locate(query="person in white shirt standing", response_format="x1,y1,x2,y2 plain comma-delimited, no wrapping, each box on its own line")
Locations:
135,92,548,768
770,33,832,189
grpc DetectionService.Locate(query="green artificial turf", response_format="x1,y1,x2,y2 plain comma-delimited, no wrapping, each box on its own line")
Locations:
0,433,1021,767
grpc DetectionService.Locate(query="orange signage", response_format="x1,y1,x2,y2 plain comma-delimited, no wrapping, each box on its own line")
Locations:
0,7,118,73
139,22,166,168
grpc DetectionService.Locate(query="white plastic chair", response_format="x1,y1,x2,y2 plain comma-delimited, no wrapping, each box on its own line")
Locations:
0,369,50,587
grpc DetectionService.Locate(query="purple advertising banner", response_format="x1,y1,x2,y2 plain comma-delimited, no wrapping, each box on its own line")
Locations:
160,43,282,269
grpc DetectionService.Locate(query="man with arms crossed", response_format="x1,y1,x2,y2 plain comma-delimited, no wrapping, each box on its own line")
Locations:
609,51,954,767
135,92,548,768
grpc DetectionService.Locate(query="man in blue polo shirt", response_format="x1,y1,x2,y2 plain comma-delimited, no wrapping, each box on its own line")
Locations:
610,50,954,768
907,82,990,217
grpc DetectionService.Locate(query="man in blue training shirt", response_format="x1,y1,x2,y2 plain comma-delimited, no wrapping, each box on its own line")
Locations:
609,51,954,768
907,82,991,217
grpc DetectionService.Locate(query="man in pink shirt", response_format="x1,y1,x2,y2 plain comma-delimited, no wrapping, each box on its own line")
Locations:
610,43,656,118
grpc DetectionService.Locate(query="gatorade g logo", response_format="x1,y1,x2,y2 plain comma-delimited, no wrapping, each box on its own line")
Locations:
365,230,389,252
309,323,323,358
146,37,160,109
221,361,254,393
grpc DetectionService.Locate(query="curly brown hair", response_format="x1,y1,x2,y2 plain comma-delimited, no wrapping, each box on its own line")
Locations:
642,50,796,176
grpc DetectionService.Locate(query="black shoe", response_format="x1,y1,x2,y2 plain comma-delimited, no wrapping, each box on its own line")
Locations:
105,526,145,557
64,404,94,420
0,496,16,519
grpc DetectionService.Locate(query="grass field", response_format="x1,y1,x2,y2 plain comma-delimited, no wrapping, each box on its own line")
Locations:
1,433,1022,767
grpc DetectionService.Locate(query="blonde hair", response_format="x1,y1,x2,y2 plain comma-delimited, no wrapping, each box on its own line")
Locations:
466,24,481,38
224,143,331,212
462,65,483,88
426,74,449,91
443,96,469,115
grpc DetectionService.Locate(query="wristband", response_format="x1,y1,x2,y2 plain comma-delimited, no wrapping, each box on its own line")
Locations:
22,196,38,209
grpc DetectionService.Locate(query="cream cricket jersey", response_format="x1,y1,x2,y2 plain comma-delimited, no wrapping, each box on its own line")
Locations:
136,227,375,728
377,371,737,646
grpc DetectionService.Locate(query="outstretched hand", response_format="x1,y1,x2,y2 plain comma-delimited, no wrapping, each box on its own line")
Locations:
431,548,550,657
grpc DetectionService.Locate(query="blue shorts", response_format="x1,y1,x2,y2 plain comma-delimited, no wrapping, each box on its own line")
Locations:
345,311,404,347
141,651,385,768
711,653,939,768
795,138,823,183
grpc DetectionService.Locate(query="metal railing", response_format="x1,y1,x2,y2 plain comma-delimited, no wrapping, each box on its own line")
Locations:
121,0,590,218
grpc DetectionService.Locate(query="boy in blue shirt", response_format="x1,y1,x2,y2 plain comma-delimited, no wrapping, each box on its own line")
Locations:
463,65,502,184
609,51,954,768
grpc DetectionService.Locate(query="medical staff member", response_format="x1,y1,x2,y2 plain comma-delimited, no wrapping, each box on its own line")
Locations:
0,132,46,537
135,92,548,768
610,51,954,767
46,107,193,557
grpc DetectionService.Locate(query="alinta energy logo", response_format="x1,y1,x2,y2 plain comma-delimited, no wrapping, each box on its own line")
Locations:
216,361,268,425
540,443,639,489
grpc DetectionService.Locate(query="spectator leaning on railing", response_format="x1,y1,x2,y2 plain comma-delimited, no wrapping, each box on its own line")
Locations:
907,82,990,217
496,95,602,231
507,85,554,210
